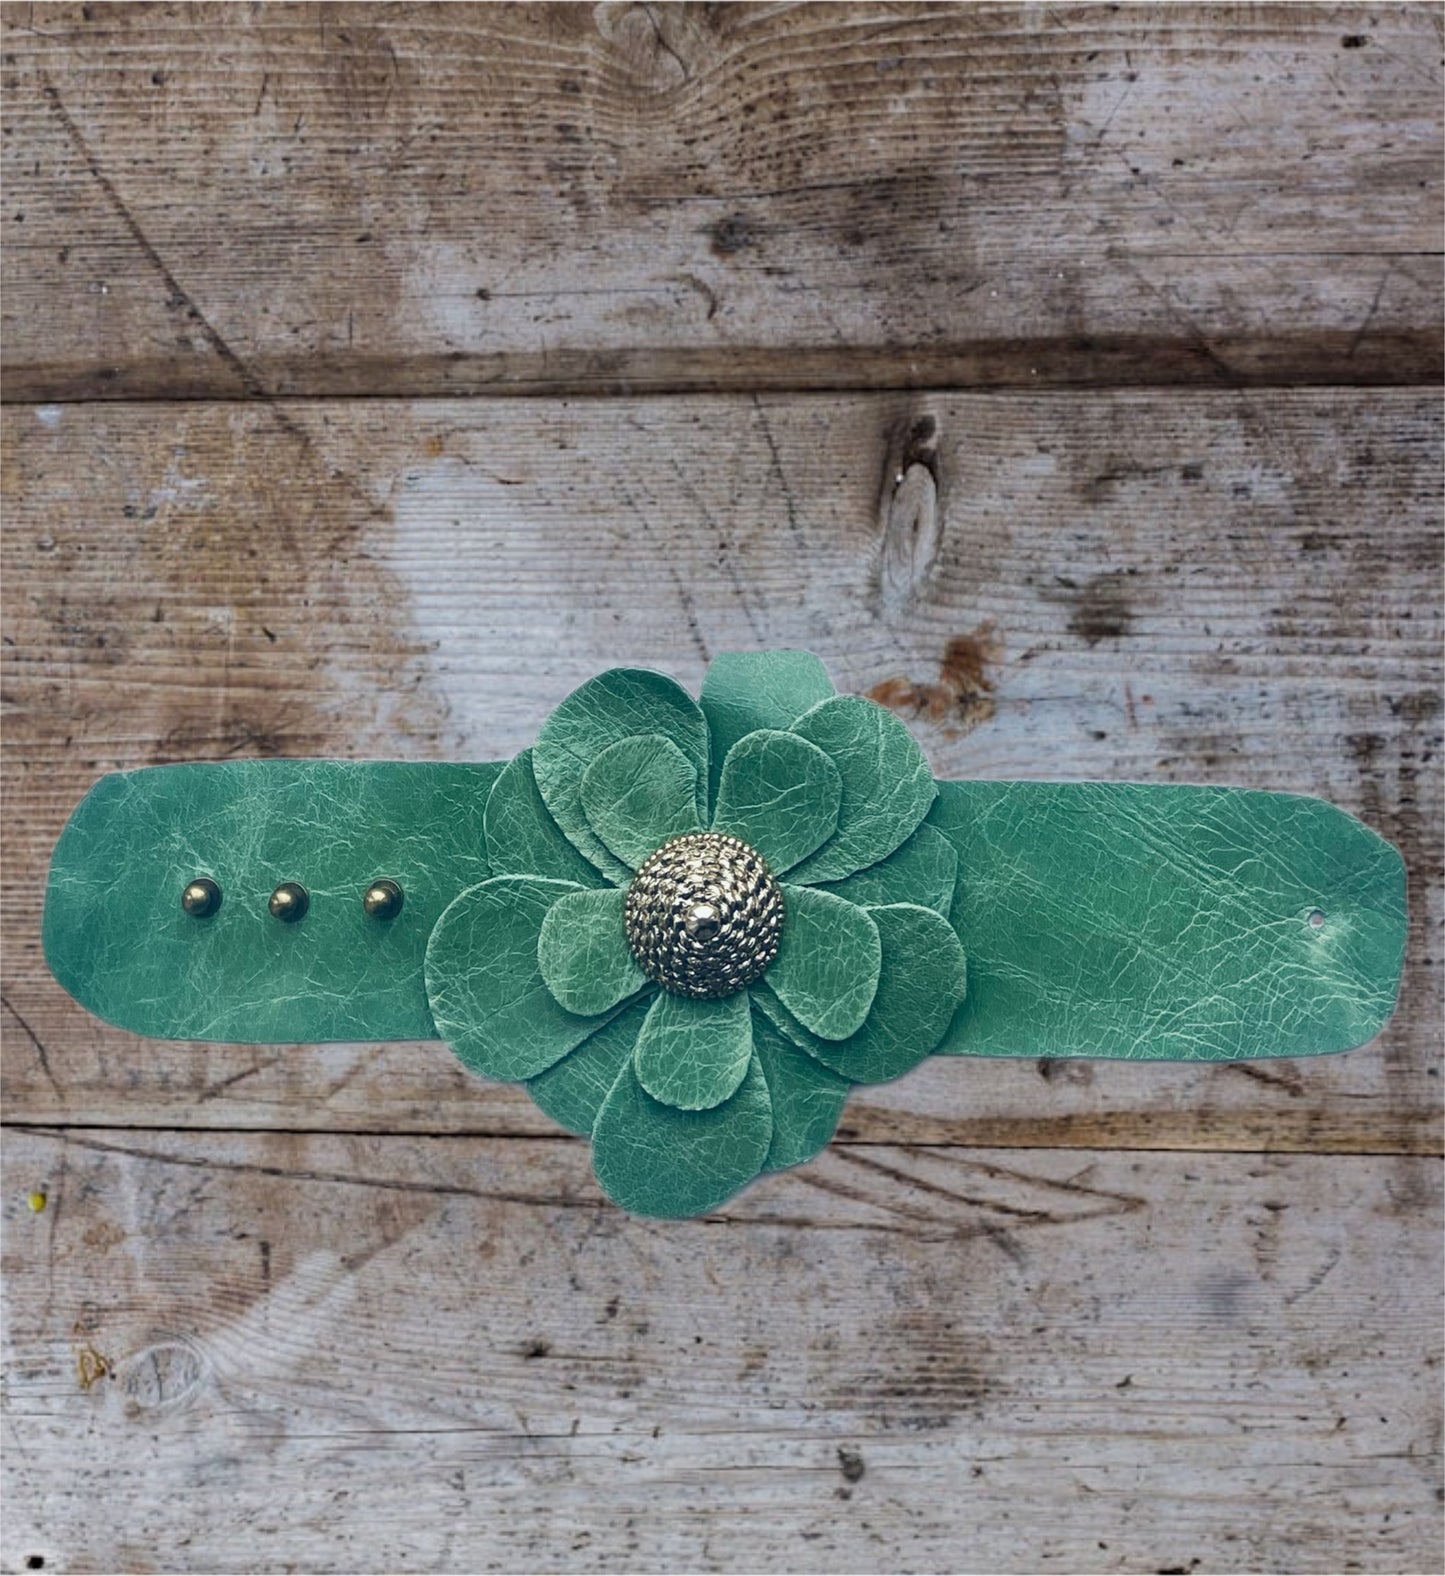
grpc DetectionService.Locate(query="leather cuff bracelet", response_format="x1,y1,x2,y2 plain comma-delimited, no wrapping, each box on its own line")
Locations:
44,650,1407,1218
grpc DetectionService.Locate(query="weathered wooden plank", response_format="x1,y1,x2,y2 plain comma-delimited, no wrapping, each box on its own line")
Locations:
2,3,1440,399
2,1129,1439,1574
3,391,1439,1149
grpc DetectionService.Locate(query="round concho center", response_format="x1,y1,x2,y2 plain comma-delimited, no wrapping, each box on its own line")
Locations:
624,832,784,1000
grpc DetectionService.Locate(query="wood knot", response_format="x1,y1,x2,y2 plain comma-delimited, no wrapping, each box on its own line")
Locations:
117,1337,209,1412
878,414,943,615
594,3,693,93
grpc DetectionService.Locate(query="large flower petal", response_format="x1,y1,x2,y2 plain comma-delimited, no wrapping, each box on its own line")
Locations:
533,668,710,880
426,876,621,1081
591,1052,773,1218
786,696,936,884
752,1008,851,1172
483,750,609,886
699,650,835,802
528,996,653,1137
710,730,841,874
537,886,646,1015
813,822,959,917
633,989,753,1110
767,885,880,1040
756,903,966,1083
580,734,702,870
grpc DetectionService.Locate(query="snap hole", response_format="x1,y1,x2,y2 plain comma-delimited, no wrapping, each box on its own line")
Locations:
1307,909,1326,929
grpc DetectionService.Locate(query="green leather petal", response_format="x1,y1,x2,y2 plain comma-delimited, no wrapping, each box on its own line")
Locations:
536,886,646,1016
579,733,702,871
483,749,606,886
758,902,966,1083
533,668,710,881
813,821,959,917
41,760,499,1043
925,780,1408,1060
591,1052,773,1218
767,885,881,1040
787,696,936,884
632,989,753,1110
699,649,835,803
425,876,617,1081
710,729,841,875
753,1008,852,1172
528,995,653,1137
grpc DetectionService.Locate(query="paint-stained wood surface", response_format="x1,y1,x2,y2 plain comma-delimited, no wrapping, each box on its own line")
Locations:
1,3,1441,1573
1,3,1441,398
4,1131,1443,1574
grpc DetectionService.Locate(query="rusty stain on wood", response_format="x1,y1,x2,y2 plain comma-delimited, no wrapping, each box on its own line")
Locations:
868,625,1002,734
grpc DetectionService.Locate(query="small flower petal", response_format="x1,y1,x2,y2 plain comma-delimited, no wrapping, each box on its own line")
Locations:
484,750,609,886
633,989,753,1110
580,734,703,870
699,650,835,803
592,1052,773,1218
767,885,880,1040
756,902,966,1083
710,730,841,874
426,876,624,1082
528,996,653,1137
786,696,936,884
537,886,647,1016
752,1008,851,1172
533,668,710,881
812,821,959,917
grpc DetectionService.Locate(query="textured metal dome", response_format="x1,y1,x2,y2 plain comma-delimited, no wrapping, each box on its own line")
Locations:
624,832,784,999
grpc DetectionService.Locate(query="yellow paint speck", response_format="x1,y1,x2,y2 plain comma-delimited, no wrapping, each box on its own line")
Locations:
27,1191,47,1213
76,1343,112,1390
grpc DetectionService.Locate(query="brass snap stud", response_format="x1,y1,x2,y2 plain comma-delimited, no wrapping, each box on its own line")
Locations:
268,881,309,923
362,878,404,920
181,877,222,918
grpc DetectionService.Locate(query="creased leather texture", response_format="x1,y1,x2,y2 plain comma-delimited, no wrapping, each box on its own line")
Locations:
926,780,1407,1060
42,648,1408,1222
423,652,960,1215
43,760,499,1042
45,768,1406,1063
711,729,841,873
768,885,881,1040
785,696,936,883
632,989,753,1110
591,1050,773,1218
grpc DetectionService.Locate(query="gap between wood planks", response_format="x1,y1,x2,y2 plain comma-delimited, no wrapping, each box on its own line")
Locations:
4,335,1442,406
2,1121,1438,1159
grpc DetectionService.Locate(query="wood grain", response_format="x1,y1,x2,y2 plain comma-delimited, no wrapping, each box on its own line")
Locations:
2,2,1440,400
3,391,1439,1149
3,1128,1439,1574
2,9,1441,1570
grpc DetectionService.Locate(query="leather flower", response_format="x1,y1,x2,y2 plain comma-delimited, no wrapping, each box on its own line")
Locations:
424,651,967,1217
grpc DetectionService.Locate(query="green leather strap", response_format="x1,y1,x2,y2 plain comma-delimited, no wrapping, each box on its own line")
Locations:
927,781,1405,1061
44,763,1405,1056
43,761,499,1042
